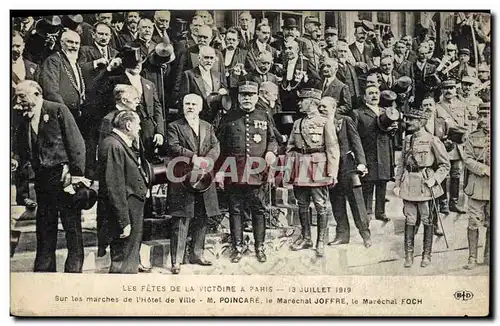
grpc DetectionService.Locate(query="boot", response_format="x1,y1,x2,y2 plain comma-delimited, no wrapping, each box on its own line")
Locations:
420,225,433,267
449,178,466,214
315,212,327,257
439,179,449,215
483,228,490,265
434,218,444,236
404,225,415,268
291,209,313,251
256,245,267,262
463,228,479,269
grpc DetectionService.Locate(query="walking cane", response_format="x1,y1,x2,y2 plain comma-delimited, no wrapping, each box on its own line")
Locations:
424,169,449,248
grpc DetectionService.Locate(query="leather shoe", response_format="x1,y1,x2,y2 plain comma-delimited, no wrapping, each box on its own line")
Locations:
363,237,372,248
230,251,243,263
189,256,213,266
171,264,181,274
327,238,349,245
375,214,391,222
290,238,313,251
256,248,267,262
138,264,152,273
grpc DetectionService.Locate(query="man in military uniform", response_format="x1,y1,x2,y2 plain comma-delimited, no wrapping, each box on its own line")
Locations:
434,79,468,214
217,81,278,263
460,75,483,132
476,63,490,103
299,16,323,71
394,107,450,268
463,103,490,269
286,89,340,257
317,97,371,248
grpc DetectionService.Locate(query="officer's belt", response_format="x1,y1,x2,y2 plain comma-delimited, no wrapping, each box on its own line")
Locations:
290,147,326,154
405,165,432,173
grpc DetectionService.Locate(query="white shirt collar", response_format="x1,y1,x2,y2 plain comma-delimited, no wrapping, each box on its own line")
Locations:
113,128,134,148
355,41,364,49
256,39,267,51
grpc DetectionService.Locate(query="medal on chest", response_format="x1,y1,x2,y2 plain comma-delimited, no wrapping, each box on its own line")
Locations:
253,134,262,143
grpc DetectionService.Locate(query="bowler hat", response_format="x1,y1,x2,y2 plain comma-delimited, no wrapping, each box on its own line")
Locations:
405,108,429,120
393,76,412,94
73,185,97,211
282,18,298,29
382,32,394,40
298,88,322,100
459,48,471,56
153,42,175,64
379,90,398,108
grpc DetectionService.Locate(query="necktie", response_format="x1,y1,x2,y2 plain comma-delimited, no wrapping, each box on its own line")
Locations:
101,47,107,60
261,74,267,82
323,79,329,92
387,75,392,88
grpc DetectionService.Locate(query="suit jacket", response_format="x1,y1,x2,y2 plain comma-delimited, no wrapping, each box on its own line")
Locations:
349,42,375,74
336,61,361,109
12,59,39,91
334,113,366,178
131,38,157,59
117,25,138,50
237,27,254,49
245,40,278,72
39,51,92,119
409,61,438,104
78,44,119,90
319,77,352,115
174,45,225,99
393,57,413,76
222,47,249,88
378,70,402,92
179,66,227,123
97,132,148,240
352,105,394,181
12,100,85,176
166,118,221,218
152,26,173,44
240,70,279,85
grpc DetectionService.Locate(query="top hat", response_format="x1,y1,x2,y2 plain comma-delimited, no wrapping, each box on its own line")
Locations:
459,48,471,56
379,90,398,108
206,92,233,112
35,15,62,37
404,107,430,120
238,81,259,93
361,20,375,32
61,15,83,30
298,88,322,100
282,18,298,29
153,42,176,64
273,111,299,136
447,126,468,144
304,16,321,26
120,45,146,68
72,184,97,211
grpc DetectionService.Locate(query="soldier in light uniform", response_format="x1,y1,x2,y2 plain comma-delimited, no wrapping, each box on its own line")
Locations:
434,79,469,214
286,89,340,257
394,107,450,268
459,75,483,132
476,63,490,103
463,103,490,269
217,81,278,263
299,17,323,71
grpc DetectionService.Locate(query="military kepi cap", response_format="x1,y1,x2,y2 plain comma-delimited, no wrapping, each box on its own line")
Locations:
238,81,259,93
461,76,476,84
405,108,430,120
441,79,457,88
478,102,490,115
325,27,338,35
298,88,322,100
459,48,471,56
304,16,321,26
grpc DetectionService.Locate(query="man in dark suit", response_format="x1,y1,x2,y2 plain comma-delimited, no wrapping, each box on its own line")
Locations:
12,31,39,88
236,11,254,49
15,16,36,40
353,86,397,221
12,80,86,273
246,23,277,73
23,16,64,65
318,57,352,115
409,43,438,106
130,18,157,59
335,41,361,110
94,12,120,50
95,45,165,161
174,25,225,99
178,46,228,123
317,97,371,247
349,26,376,76
393,40,413,76
222,28,249,98
118,12,141,49
78,22,119,90
378,56,402,92
279,37,320,112
152,11,173,44
39,30,90,124
175,15,204,52
270,18,299,65
167,93,221,274
97,110,149,274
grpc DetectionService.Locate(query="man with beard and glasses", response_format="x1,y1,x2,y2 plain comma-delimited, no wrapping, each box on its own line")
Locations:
12,80,86,273
353,86,397,221
335,41,361,109
433,79,469,215
393,107,450,268
462,103,490,270
286,89,339,258
39,30,90,129
152,11,172,44
118,11,141,49
216,81,278,263
246,23,277,72
318,57,352,115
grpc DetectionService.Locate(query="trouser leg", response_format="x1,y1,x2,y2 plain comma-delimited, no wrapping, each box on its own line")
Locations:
362,182,374,215
291,187,313,250
227,186,244,252
59,192,84,273
170,217,190,266
329,184,350,241
374,181,387,218
312,187,329,257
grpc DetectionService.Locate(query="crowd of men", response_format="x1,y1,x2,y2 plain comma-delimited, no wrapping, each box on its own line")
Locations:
11,11,490,275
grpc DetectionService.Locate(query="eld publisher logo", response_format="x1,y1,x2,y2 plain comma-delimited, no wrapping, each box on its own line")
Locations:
454,290,474,301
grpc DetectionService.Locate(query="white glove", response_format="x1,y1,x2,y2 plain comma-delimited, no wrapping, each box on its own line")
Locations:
120,224,131,239
153,134,164,146
393,187,401,197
